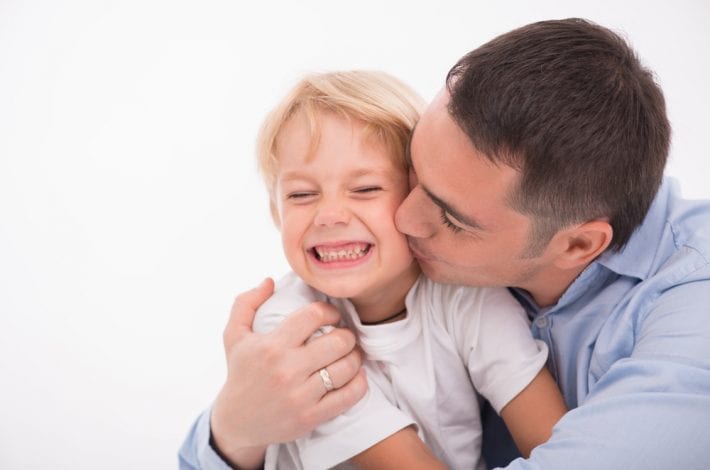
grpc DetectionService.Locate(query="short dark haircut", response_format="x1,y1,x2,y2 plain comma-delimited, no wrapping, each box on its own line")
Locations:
447,18,670,252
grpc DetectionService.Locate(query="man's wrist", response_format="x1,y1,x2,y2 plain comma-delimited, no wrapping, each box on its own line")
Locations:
209,409,266,470
209,431,266,470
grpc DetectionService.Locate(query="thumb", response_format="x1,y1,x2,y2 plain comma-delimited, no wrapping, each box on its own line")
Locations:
225,278,275,343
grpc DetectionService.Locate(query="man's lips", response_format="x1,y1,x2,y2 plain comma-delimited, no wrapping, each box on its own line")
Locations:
407,238,431,260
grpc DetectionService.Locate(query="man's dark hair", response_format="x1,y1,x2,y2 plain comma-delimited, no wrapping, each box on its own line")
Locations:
447,18,670,252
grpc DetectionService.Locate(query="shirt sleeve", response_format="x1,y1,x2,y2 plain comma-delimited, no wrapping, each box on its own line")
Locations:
459,287,548,413
501,277,710,470
177,273,315,470
253,272,323,334
296,361,415,469
254,273,416,469
178,407,234,470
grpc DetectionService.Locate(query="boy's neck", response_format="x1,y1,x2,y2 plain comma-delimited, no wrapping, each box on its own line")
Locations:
350,262,421,325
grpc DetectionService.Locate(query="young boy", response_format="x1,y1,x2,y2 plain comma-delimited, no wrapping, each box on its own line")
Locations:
253,71,566,469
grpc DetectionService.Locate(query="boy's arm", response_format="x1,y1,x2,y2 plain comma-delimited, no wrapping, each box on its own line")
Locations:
350,426,446,470
499,367,566,457
349,368,566,470
348,372,565,470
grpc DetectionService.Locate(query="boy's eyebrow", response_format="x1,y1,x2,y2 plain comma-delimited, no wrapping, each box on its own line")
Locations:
279,167,394,181
422,185,486,231
405,124,416,167
278,171,309,182
348,167,393,179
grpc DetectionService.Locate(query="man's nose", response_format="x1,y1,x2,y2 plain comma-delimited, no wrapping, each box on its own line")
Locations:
395,185,434,238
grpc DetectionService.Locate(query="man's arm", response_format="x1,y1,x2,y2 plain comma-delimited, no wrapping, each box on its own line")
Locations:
179,279,367,469
504,280,710,469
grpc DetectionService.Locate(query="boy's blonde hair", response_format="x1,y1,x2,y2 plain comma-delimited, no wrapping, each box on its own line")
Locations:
257,70,425,222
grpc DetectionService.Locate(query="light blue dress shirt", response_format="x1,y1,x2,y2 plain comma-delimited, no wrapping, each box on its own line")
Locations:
179,178,710,469
503,178,710,469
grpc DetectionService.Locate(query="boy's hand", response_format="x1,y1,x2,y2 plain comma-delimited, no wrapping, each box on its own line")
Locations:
210,279,367,468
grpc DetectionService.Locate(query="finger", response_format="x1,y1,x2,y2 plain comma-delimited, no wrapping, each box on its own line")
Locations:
272,301,343,347
295,326,358,379
310,368,368,421
224,278,275,345
308,348,363,397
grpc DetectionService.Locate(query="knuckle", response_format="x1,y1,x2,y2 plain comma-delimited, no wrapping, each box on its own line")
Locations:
311,301,338,322
260,341,285,367
270,366,293,388
305,302,328,322
283,389,303,410
345,352,362,375
344,372,368,404
303,307,323,326
329,329,355,354
233,290,250,305
222,324,238,348
297,408,318,431
326,331,348,354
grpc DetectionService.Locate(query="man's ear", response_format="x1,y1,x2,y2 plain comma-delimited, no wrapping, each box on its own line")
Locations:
552,220,613,270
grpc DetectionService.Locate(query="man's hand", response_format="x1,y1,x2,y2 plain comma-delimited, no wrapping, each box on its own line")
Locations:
210,279,367,469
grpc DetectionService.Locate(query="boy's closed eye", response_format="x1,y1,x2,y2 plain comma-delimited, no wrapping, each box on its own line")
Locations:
352,186,383,195
287,191,319,201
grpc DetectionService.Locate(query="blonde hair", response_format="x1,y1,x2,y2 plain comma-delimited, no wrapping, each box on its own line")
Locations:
256,70,425,220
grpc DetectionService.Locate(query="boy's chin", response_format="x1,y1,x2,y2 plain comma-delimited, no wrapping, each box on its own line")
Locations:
309,280,362,300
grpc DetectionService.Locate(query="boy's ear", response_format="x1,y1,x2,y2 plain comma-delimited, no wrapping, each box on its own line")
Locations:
551,220,613,270
269,200,281,228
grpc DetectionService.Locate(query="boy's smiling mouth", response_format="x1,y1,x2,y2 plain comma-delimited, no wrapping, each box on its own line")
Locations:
311,242,372,263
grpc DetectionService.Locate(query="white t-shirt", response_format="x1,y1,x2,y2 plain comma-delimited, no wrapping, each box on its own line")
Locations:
253,273,547,470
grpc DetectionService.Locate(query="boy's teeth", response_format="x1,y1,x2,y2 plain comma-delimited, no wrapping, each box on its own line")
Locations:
315,244,369,262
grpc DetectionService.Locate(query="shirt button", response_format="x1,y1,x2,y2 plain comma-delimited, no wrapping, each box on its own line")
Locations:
535,317,549,328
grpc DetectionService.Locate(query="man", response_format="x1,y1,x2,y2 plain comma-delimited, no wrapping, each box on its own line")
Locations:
181,18,710,469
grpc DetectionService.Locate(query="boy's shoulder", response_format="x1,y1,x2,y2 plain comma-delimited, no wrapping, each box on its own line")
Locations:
253,272,326,334
410,275,522,320
271,271,328,305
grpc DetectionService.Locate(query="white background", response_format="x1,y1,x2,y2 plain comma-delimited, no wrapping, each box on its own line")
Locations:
1,1,709,468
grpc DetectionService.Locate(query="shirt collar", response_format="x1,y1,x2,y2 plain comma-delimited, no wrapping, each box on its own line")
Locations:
511,177,675,314
595,177,674,281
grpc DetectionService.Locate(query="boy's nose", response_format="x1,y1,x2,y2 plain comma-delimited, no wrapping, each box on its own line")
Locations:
314,201,350,227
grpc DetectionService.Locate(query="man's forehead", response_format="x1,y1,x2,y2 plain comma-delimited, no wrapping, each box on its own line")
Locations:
414,88,452,132
408,91,456,168
407,92,525,229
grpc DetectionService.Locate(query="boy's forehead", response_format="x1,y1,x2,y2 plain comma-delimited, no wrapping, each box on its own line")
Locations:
278,164,403,182
276,108,402,167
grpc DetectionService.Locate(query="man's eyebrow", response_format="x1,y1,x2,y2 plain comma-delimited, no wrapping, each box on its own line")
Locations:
422,185,485,230
407,123,484,230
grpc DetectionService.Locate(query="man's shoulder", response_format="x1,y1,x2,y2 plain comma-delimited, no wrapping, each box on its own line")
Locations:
600,179,710,282
649,185,710,283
